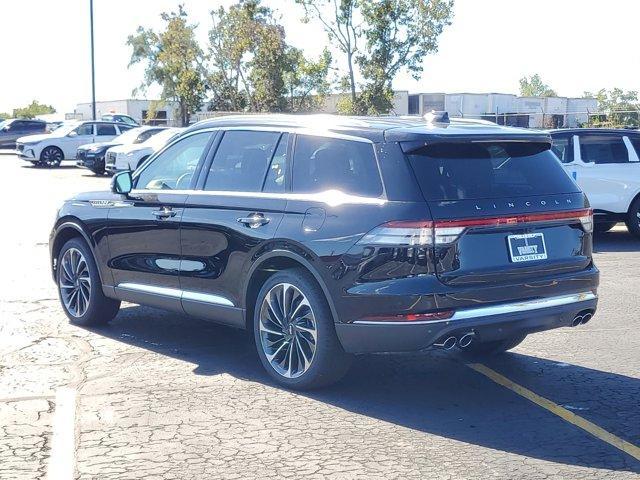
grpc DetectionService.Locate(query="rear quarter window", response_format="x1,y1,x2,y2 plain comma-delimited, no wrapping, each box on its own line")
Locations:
292,135,382,197
405,142,579,201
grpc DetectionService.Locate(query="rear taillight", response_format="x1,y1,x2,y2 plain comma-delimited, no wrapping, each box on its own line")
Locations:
359,208,594,246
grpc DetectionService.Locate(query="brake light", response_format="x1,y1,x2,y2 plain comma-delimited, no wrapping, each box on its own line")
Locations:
359,208,593,246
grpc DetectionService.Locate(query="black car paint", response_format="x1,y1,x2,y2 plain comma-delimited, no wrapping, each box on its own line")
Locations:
51,117,599,354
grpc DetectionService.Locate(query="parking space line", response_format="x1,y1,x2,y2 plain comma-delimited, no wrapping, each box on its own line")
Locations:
467,363,640,461
47,387,77,480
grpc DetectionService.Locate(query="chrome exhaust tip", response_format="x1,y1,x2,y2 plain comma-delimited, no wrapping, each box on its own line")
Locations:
434,336,457,350
458,332,476,348
571,315,584,327
580,313,593,324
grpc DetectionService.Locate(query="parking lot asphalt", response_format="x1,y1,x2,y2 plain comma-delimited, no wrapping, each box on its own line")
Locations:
0,151,639,479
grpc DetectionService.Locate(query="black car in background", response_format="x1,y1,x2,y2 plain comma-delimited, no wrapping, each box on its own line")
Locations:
49,114,599,389
76,126,166,175
0,119,46,148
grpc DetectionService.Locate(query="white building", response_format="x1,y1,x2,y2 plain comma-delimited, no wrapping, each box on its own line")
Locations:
74,99,179,125
408,92,599,128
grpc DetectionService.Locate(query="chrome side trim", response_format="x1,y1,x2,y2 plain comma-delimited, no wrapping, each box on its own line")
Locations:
128,188,386,207
116,283,235,307
182,291,234,307
353,292,597,325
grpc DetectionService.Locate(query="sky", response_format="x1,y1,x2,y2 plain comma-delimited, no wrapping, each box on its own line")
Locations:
1,0,639,115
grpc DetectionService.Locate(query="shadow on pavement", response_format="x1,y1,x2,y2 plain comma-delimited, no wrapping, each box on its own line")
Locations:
87,304,640,474
593,228,640,253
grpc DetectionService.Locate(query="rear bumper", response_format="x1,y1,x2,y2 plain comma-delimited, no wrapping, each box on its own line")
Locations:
335,291,598,353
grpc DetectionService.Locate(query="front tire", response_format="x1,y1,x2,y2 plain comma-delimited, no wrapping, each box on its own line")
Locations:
40,146,63,168
56,238,120,326
253,269,352,389
461,333,527,358
626,196,640,239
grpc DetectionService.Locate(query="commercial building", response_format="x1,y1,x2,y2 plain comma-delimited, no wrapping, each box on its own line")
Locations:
73,99,179,125
407,92,598,128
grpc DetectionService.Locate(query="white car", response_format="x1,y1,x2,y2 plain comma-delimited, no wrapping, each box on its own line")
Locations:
550,128,640,237
105,127,182,173
16,120,132,167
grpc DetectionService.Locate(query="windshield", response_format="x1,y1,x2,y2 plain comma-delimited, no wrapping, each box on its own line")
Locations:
114,127,145,144
50,122,82,136
145,128,180,149
0,119,11,129
405,142,580,201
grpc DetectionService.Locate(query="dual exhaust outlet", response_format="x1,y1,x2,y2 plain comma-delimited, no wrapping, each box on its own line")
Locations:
571,309,594,327
434,331,476,350
435,309,596,350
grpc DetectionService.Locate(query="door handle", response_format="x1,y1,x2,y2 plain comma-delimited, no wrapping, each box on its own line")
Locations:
152,207,176,219
237,213,270,228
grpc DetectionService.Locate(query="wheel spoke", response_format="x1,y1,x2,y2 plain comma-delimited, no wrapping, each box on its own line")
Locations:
59,248,91,318
259,282,317,379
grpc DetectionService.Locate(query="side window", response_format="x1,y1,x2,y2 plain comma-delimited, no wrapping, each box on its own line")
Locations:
118,124,134,132
97,124,117,136
263,133,289,193
27,122,43,131
580,135,629,164
292,135,383,197
204,130,280,192
75,124,94,136
551,136,574,164
9,121,24,131
629,137,640,159
135,132,211,190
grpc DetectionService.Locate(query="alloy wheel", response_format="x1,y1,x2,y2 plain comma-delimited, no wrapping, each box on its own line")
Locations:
42,147,62,167
259,283,318,379
59,248,91,318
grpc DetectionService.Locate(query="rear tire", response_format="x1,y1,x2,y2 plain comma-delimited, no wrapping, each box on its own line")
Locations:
253,269,352,390
461,333,527,358
626,196,640,239
594,221,617,233
56,238,120,326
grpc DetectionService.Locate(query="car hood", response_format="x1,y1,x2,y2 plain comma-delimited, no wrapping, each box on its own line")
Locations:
17,133,51,144
78,141,120,151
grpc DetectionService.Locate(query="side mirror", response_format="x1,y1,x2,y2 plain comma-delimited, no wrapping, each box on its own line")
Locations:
67,131,78,138
111,171,133,195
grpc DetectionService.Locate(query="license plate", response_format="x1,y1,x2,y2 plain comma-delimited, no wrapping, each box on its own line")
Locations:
507,233,547,262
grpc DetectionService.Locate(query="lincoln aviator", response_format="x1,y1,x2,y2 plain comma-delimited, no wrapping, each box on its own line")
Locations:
49,114,599,389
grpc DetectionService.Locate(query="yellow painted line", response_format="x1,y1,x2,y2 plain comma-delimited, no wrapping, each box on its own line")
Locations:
467,363,640,461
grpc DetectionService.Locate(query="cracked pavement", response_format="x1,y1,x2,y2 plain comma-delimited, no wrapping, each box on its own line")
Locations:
0,153,639,479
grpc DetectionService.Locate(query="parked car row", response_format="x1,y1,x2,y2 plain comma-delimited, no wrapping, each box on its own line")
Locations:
11,118,181,173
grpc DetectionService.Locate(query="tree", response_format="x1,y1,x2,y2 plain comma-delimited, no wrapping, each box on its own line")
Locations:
295,0,359,105
12,100,56,119
583,88,640,127
355,0,453,114
283,48,332,112
519,74,557,97
208,0,332,113
127,5,206,126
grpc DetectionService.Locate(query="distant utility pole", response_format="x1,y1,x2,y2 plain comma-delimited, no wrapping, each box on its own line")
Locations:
90,0,96,120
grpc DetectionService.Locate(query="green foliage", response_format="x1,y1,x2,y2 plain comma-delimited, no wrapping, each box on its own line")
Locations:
11,100,56,119
583,88,640,127
519,74,557,97
283,48,333,112
295,0,359,104
208,0,332,113
127,5,206,126
356,0,453,115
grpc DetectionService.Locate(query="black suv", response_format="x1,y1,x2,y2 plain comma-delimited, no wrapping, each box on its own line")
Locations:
49,115,599,389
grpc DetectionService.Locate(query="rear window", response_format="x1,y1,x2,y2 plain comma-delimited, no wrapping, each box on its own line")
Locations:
405,142,579,201
292,135,382,197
